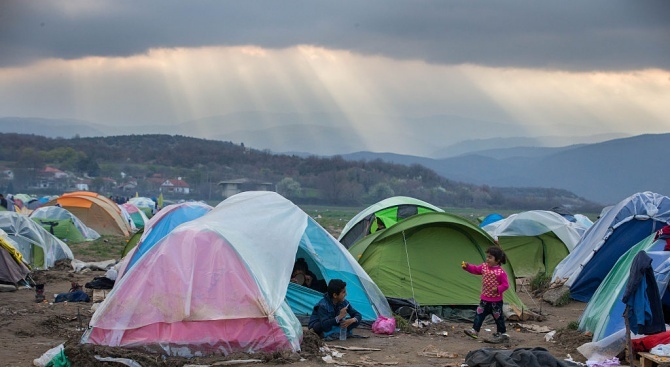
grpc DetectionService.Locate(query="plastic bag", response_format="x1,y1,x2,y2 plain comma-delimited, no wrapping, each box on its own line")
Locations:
33,344,64,367
372,315,396,335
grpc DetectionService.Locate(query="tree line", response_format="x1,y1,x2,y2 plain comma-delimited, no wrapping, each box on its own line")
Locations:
0,133,601,212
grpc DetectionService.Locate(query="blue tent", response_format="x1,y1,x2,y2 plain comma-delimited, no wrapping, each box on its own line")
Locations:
118,201,213,277
552,191,670,302
286,218,391,322
479,213,504,227
579,232,670,342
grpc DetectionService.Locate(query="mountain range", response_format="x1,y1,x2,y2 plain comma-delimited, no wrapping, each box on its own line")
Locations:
0,115,665,205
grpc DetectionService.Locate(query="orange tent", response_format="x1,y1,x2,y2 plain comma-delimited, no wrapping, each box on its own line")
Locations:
44,192,132,237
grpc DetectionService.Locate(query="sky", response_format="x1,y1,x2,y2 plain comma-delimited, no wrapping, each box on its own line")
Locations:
0,1,669,154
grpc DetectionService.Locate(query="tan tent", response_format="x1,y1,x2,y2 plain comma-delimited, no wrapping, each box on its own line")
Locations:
44,192,132,237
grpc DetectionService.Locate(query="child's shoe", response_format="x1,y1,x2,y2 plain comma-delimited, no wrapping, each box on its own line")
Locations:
464,328,478,339
486,332,510,344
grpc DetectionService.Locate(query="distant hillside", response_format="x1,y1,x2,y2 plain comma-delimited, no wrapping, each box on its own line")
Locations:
344,133,670,205
0,133,600,211
433,133,627,158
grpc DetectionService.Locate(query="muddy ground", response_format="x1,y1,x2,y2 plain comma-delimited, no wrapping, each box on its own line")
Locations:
0,260,597,367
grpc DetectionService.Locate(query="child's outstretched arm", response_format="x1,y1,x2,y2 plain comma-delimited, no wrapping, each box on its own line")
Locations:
461,261,483,275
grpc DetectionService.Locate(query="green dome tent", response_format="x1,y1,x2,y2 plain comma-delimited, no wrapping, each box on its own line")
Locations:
339,196,444,249
349,211,525,311
30,206,101,243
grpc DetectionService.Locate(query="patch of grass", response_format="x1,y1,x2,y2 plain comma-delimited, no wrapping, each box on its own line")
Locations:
393,313,412,333
567,321,579,330
529,272,550,292
67,236,129,261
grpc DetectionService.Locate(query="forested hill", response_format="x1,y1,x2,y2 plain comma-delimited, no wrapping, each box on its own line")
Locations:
0,133,599,211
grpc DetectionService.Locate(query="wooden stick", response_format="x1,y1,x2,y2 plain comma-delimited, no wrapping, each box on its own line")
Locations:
624,305,634,366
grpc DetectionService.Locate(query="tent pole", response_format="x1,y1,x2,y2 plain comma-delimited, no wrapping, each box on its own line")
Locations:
624,305,634,366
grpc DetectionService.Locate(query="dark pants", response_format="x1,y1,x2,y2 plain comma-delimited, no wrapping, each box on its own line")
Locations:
310,319,360,338
473,300,506,334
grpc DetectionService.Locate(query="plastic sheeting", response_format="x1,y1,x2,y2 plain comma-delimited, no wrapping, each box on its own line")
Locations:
482,210,582,251
117,201,213,277
0,212,73,269
552,192,670,287
84,192,390,356
30,206,100,240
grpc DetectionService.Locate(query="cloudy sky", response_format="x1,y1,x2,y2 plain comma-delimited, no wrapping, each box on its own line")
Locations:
0,1,668,153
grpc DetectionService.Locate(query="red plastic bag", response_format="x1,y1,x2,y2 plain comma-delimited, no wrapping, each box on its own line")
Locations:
371,315,396,335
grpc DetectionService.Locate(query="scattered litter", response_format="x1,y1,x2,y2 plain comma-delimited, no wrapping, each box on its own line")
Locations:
331,350,345,358
431,314,443,323
412,320,432,328
33,344,64,367
513,323,553,333
545,330,557,342
441,331,449,337
418,344,458,358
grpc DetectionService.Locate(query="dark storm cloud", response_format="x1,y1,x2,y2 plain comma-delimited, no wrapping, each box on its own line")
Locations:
1,0,668,71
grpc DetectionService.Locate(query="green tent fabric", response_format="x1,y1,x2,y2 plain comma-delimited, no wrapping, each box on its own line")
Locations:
349,212,524,310
338,196,444,248
33,218,86,243
497,232,569,278
122,228,144,257
30,206,101,243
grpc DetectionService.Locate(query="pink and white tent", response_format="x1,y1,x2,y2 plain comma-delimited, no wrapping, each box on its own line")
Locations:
81,192,309,356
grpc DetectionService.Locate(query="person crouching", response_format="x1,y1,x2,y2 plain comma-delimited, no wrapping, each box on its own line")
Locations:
308,279,361,340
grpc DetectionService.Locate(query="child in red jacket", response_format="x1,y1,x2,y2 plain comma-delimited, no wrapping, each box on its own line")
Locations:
462,246,510,343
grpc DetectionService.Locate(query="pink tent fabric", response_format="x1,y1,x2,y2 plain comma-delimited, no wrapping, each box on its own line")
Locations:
85,229,293,354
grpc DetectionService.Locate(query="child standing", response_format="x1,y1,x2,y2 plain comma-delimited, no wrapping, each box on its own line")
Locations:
461,246,510,343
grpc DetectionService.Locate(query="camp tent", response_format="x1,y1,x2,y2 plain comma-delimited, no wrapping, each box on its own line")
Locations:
348,211,525,311
83,191,390,356
482,210,581,278
118,201,213,277
0,212,73,269
128,197,156,218
552,191,670,302
338,196,444,248
43,192,132,237
579,232,670,343
117,204,137,232
479,213,504,227
121,228,143,258
0,235,30,285
120,203,150,229
30,206,100,242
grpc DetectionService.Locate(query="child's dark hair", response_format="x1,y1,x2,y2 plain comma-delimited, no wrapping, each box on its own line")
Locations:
293,258,309,274
327,279,347,298
486,246,506,265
